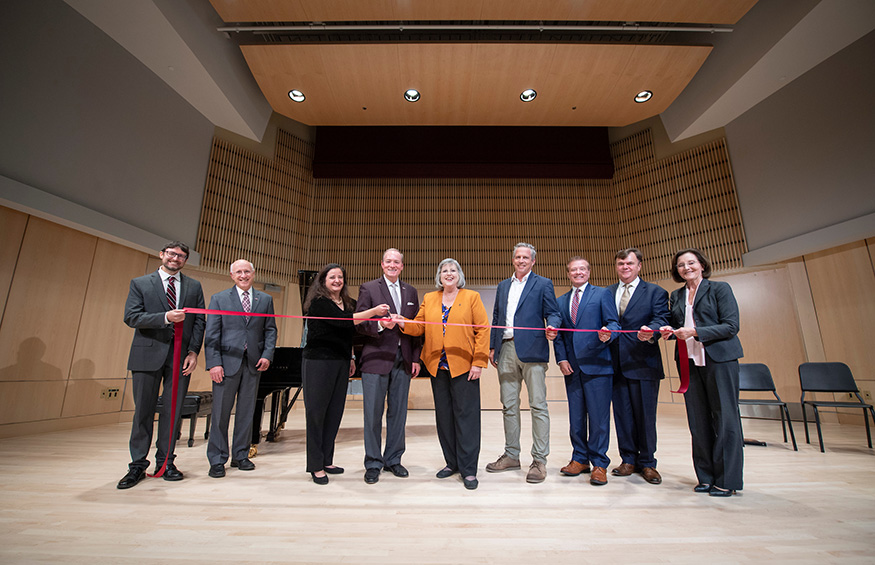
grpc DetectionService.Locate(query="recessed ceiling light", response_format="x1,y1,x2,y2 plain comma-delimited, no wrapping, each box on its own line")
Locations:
634,90,653,103
288,89,305,103
404,89,421,102
520,89,537,102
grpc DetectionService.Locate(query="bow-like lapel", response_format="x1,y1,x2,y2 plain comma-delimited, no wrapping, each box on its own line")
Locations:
377,277,399,314
622,281,643,318
151,272,169,312
576,284,595,328
516,272,537,308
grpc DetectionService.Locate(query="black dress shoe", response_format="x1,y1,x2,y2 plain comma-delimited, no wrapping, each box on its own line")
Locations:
693,483,712,493
384,463,409,477
324,465,344,475
208,464,225,478
463,476,479,490
364,468,381,484
709,486,737,497
117,468,146,490
162,463,184,481
231,459,256,471
311,472,329,485
436,467,457,479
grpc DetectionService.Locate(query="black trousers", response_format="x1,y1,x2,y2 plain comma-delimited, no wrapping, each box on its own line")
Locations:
684,355,744,491
303,358,349,473
430,368,481,477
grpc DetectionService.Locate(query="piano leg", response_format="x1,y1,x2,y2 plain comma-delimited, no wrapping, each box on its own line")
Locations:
252,396,266,446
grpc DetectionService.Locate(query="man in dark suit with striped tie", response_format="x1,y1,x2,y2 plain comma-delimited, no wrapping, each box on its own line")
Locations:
204,259,277,478
118,241,205,489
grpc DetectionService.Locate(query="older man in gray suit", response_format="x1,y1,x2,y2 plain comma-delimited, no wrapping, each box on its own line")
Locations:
118,241,205,489
204,259,277,478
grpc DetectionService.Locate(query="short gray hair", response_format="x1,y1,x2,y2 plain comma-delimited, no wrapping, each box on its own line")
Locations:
434,258,467,289
230,259,254,273
513,242,537,261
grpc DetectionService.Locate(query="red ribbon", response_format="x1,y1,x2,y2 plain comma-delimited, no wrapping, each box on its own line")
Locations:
177,308,690,396
149,320,183,479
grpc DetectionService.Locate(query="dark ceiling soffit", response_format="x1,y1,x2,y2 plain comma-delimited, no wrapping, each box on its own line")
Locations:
312,126,615,180
218,21,732,45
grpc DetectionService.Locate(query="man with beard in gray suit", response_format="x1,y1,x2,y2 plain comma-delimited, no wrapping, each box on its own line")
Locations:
118,241,205,489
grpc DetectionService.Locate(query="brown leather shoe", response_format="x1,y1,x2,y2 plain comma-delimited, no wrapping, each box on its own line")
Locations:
590,466,608,486
611,463,636,476
485,454,521,473
641,467,662,484
560,460,591,476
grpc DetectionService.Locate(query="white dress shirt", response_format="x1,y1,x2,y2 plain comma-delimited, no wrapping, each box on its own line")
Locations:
503,271,530,340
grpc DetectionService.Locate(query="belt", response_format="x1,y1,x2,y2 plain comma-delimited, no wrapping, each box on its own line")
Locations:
502,337,514,342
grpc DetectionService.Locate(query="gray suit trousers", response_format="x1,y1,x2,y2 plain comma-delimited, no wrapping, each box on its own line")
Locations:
208,352,261,464
362,347,411,469
129,350,191,470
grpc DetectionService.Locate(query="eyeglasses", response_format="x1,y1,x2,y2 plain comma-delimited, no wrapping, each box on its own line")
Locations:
163,250,188,260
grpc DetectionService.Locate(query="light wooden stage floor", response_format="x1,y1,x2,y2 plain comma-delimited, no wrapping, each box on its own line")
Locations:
1,403,874,564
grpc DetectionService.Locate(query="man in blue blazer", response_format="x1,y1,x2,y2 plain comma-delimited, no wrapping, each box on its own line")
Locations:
607,249,669,485
118,241,205,489
204,260,277,478
549,257,619,486
486,242,561,484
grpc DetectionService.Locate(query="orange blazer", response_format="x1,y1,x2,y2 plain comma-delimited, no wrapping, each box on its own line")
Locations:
401,288,490,378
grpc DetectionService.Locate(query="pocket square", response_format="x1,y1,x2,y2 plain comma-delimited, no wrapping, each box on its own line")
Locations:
407,302,415,306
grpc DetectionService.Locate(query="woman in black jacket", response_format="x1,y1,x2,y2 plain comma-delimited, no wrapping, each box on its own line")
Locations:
659,248,744,497
302,263,389,484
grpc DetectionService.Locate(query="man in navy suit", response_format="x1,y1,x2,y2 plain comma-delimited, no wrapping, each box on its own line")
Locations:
204,259,277,478
118,241,205,489
549,257,619,486
355,248,422,484
607,249,669,485
486,242,561,483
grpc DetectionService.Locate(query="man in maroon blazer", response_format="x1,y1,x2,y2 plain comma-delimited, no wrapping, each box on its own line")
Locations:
355,249,423,484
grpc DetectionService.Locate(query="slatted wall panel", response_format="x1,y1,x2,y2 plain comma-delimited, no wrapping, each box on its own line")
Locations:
612,129,746,280
196,127,745,288
197,134,314,283
307,178,616,286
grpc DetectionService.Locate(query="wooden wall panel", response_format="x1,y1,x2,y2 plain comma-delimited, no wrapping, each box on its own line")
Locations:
0,206,28,326
69,240,148,382
0,381,67,425
61,378,126,418
0,218,96,385
803,241,875,422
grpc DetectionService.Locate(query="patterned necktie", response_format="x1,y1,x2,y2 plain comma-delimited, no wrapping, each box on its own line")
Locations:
166,276,176,310
618,283,631,318
571,288,580,324
242,290,251,323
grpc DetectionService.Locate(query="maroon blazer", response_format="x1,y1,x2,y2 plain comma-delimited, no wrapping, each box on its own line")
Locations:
355,277,422,375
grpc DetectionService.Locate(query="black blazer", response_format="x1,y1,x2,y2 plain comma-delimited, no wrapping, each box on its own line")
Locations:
668,278,743,363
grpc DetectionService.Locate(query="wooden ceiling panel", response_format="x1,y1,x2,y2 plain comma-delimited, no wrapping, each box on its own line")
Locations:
242,43,712,127
211,0,757,25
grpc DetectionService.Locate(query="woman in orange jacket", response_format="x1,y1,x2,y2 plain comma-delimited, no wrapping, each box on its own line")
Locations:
395,258,489,489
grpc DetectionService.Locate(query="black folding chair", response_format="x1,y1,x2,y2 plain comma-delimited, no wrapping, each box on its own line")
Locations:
738,363,797,450
799,362,875,452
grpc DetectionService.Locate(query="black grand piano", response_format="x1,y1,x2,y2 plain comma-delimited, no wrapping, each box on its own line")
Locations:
250,346,302,454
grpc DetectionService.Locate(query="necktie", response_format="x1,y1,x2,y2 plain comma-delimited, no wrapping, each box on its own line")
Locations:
166,276,176,310
571,288,580,324
390,283,402,314
242,290,251,322
618,283,631,318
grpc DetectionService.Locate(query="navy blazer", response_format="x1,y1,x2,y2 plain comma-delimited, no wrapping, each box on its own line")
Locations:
668,278,744,363
553,283,620,375
124,270,205,372
355,277,422,374
490,272,561,363
607,280,669,380
204,286,277,376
